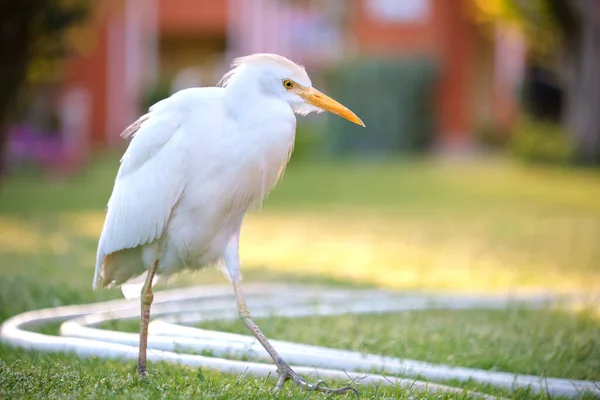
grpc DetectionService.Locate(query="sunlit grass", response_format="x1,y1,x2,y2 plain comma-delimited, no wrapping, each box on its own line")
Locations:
1,153,599,399
2,154,599,294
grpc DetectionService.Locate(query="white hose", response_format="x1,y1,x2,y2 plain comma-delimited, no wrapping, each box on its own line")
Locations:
1,283,598,399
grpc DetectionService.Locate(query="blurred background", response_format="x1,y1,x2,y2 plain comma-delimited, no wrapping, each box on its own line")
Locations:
0,0,599,302
3,0,600,172
1,2,600,397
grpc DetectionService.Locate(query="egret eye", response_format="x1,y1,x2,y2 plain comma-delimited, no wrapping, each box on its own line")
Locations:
283,79,294,89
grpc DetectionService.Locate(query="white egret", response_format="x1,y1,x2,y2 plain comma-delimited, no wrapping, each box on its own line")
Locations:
94,53,364,394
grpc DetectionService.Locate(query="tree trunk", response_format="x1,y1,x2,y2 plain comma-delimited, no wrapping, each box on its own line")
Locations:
562,0,600,164
0,3,36,177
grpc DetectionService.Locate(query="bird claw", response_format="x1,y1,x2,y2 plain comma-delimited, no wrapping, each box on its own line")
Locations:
274,363,358,396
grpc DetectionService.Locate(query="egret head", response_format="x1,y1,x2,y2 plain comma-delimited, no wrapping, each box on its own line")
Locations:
219,53,365,127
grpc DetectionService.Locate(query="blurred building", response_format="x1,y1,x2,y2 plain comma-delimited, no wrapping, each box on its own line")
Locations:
54,0,523,156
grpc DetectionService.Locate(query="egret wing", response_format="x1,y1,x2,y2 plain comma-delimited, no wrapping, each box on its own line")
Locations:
93,110,186,288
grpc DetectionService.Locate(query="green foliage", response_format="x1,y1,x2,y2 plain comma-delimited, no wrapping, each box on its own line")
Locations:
29,0,91,56
10,0,92,83
471,0,562,63
323,57,438,157
510,114,575,165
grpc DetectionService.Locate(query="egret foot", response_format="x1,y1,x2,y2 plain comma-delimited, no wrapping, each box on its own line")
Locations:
274,360,358,396
231,278,357,396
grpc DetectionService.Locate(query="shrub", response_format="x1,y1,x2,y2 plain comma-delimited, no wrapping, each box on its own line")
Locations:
510,114,575,165
322,57,438,157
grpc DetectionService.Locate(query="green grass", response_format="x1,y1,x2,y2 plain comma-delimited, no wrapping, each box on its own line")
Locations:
0,352,550,400
204,308,600,380
1,153,600,399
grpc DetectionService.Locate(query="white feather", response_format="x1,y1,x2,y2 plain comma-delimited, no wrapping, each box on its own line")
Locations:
93,72,298,289
93,53,357,293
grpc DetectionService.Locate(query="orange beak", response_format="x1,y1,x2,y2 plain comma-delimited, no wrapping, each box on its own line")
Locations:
297,87,365,127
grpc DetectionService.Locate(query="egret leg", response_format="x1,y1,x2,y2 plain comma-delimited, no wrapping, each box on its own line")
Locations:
137,261,158,377
231,277,357,396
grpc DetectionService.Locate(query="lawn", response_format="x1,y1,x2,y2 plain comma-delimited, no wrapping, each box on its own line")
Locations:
1,153,599,399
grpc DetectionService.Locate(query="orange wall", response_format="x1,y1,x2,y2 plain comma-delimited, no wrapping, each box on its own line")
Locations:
351,0,473,145
436,0,472,144
61,0,229,149
158,0,227,35
66,0,482,148
352,1,440,55
61,1,124,147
